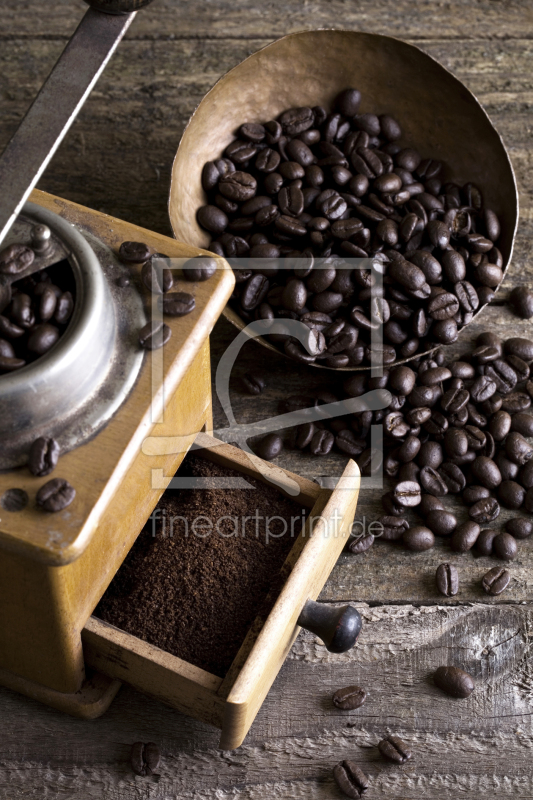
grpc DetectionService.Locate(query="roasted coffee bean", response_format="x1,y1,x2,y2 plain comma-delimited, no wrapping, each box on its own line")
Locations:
419,466,448,496
463,485,491,505
476,528,498,556
159,292,195,317
10,293,34,328
332,685,367,710
393,480,421,507
130,742,160,777
403,525,435,551
348,533,375,554
434,666,474,698
55,291,74,324
141,261,174,294
378,515,409,541
470,375,497,403
418,494,445,516
436,563,459,596
254,433,282,461
504,337,533,363
183,256,218,283
310,429,334,456
36,478,76,512
389,365,416,395
520,459,533,488
333,760,369,798
503,392,531,413
497,480,525,509
417,441,443,469
482,566,510,596
27,324,59,355
510,286,533,319
471,456,501,489
336,430,366,457
242,372,266,395
505,517,533,539
469,497,500,524
28,437,60,477
0,243,35,275
119,241,151,264
505,431,533,465
138,321,171,350
451,521,480,552
493,531,518,561
378,735,412,763
489,410,512,441
38,285,58,321
427,510,457,537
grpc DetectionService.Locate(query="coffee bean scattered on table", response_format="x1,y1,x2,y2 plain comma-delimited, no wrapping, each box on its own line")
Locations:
242,371,266,394
332,684,367,710
378,735,412,763
482,566,510,595
435,563,459,596
333,760,369,798
197,89,503,368
130,741,160,777
36,478,76,512
433,665,475,698
510,286,533,319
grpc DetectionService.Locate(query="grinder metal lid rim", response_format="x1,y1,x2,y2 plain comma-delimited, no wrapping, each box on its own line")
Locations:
0,202,146,470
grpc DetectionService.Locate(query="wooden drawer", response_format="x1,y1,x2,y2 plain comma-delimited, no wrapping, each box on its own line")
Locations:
82,434,361,749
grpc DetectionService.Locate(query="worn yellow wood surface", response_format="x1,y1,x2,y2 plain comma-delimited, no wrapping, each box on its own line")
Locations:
0,665,121,721
221,460,361,749
82,618,227,729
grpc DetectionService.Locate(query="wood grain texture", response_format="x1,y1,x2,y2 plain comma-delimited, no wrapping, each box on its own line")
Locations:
1,0,533,797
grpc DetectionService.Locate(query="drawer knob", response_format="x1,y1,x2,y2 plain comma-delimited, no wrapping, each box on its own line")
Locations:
297,599,362,653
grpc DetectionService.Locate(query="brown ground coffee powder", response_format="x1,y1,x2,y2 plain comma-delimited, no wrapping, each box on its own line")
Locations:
96,451,307,677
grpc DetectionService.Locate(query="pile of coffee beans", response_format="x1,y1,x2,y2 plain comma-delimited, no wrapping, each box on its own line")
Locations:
197,88,504,367
254,330,533,567
118,243,217,351
0,252,75,374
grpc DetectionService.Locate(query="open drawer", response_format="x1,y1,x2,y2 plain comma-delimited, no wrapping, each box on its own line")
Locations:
82,434,361,749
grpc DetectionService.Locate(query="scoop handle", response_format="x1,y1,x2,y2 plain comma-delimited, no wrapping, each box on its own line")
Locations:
297,599,362,653
83,0,156,13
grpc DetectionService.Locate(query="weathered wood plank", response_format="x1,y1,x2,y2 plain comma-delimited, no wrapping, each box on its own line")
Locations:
2,0,533,41
0,604,531,798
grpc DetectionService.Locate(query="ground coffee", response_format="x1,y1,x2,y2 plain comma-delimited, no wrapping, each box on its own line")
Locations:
96,452,306,677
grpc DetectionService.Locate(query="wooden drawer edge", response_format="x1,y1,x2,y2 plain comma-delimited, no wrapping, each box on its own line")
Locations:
82,617,226,727
219,459,360,749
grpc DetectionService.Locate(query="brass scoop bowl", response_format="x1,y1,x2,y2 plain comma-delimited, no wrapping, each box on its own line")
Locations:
169,30,518,370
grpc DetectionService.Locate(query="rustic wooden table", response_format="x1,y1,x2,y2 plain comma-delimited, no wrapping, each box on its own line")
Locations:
2,1,533,797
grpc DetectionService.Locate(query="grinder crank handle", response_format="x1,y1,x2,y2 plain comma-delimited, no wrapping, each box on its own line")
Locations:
297,600,362,653
83,0,156,12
